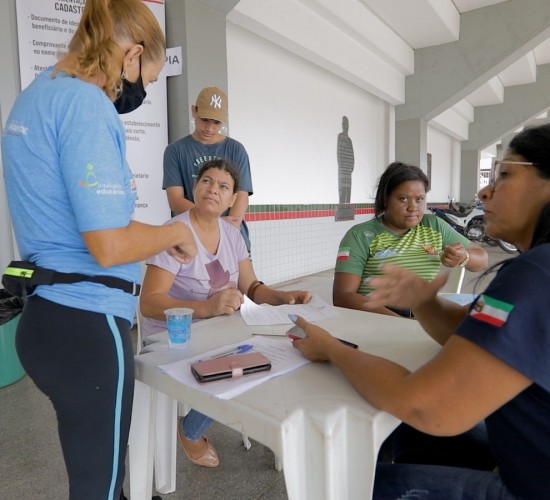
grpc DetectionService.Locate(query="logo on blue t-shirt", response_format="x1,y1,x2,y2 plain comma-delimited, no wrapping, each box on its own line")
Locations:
5,121,29,136
79,163,98,188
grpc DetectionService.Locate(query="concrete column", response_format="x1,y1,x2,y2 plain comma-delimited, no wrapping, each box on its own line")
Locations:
0,0,20,268
460,149,481,202
165,0,231,143
395,118,428,171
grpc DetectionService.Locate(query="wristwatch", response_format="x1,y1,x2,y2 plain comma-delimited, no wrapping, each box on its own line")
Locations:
459,251,470,268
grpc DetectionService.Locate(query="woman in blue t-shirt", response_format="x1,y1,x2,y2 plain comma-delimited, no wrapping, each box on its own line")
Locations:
291,123,550,499
1,2,197,499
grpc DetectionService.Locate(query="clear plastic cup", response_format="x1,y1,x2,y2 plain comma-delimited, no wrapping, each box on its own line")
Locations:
164,307,193,349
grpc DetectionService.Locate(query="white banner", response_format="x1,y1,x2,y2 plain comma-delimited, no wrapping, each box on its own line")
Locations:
15,0,170,225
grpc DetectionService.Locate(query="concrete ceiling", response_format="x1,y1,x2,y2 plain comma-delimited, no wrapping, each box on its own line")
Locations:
361,0,550,103
360,0,550,147
215,0,550,149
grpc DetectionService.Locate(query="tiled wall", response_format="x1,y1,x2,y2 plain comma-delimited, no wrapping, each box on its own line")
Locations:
246,204,373,284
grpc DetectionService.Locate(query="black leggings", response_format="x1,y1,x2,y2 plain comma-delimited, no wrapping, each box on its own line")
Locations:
16,296,135,500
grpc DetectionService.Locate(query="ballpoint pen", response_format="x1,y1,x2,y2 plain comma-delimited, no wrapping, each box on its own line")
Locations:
200,344,254,361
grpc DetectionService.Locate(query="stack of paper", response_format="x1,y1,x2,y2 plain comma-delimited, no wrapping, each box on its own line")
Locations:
240,294,338,326
158,335,310,400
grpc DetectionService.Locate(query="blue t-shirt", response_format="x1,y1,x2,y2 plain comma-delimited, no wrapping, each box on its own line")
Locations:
1,68,139,323
163,134,253,251
456,244,550,498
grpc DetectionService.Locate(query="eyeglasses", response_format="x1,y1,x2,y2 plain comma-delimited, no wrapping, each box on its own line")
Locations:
489,159,538,187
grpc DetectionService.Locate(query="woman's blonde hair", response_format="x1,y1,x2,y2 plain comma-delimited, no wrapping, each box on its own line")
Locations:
65,0,166,100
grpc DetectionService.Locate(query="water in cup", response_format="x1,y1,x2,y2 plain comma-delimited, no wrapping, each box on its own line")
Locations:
164,307,193,349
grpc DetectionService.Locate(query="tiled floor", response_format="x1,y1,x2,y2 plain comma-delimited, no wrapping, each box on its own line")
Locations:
0,245,509,499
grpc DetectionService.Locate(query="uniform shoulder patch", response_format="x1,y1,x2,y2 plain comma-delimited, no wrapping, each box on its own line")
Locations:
470,294,514,327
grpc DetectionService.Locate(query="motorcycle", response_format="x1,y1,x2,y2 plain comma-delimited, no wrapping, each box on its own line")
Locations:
431,199,518,254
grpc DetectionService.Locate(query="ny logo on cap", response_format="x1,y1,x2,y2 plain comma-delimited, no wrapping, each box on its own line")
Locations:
210,94,223,109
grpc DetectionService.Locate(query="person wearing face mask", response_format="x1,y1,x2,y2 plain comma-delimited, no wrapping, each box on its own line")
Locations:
1,1,197,499
114,52,148,114
163,87,254,252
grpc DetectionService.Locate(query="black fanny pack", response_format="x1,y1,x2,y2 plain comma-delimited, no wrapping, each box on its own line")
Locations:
2,261,140,298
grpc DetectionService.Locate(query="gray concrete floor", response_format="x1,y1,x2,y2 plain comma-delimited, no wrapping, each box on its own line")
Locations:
0,244,511,499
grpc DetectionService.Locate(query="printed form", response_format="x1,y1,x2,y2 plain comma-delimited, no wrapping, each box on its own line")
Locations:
240,293,338,326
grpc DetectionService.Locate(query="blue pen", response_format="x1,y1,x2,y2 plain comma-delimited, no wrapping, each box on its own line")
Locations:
202,344,253,361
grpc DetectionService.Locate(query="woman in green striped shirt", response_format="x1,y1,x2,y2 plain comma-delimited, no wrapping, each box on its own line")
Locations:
333,162,488,317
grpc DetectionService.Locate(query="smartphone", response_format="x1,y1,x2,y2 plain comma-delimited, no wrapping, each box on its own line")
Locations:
286,324,358,349
191,352,272,383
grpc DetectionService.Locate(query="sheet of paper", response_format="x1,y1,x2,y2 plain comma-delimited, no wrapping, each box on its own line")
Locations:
240,293,338,326
158,336,310,400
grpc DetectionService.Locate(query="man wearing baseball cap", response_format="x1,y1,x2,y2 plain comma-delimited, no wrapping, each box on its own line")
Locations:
163,87,253,251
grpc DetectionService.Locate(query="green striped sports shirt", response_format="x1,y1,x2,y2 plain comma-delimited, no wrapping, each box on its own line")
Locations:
335,214,471,296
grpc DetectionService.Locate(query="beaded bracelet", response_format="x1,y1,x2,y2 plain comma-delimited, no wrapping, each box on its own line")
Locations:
247,280,265,302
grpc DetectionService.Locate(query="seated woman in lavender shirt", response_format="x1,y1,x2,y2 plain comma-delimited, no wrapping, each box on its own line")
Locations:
140,159,311,468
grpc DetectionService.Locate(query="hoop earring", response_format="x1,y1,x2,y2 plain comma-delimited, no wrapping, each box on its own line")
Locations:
121,69,128,80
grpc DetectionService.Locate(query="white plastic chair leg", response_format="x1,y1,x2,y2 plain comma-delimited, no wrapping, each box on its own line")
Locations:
154,392,178,494
128,381,156,500
241,432,251,450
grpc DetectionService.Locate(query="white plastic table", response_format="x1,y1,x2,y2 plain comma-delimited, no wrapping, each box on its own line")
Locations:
128,308,440,500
